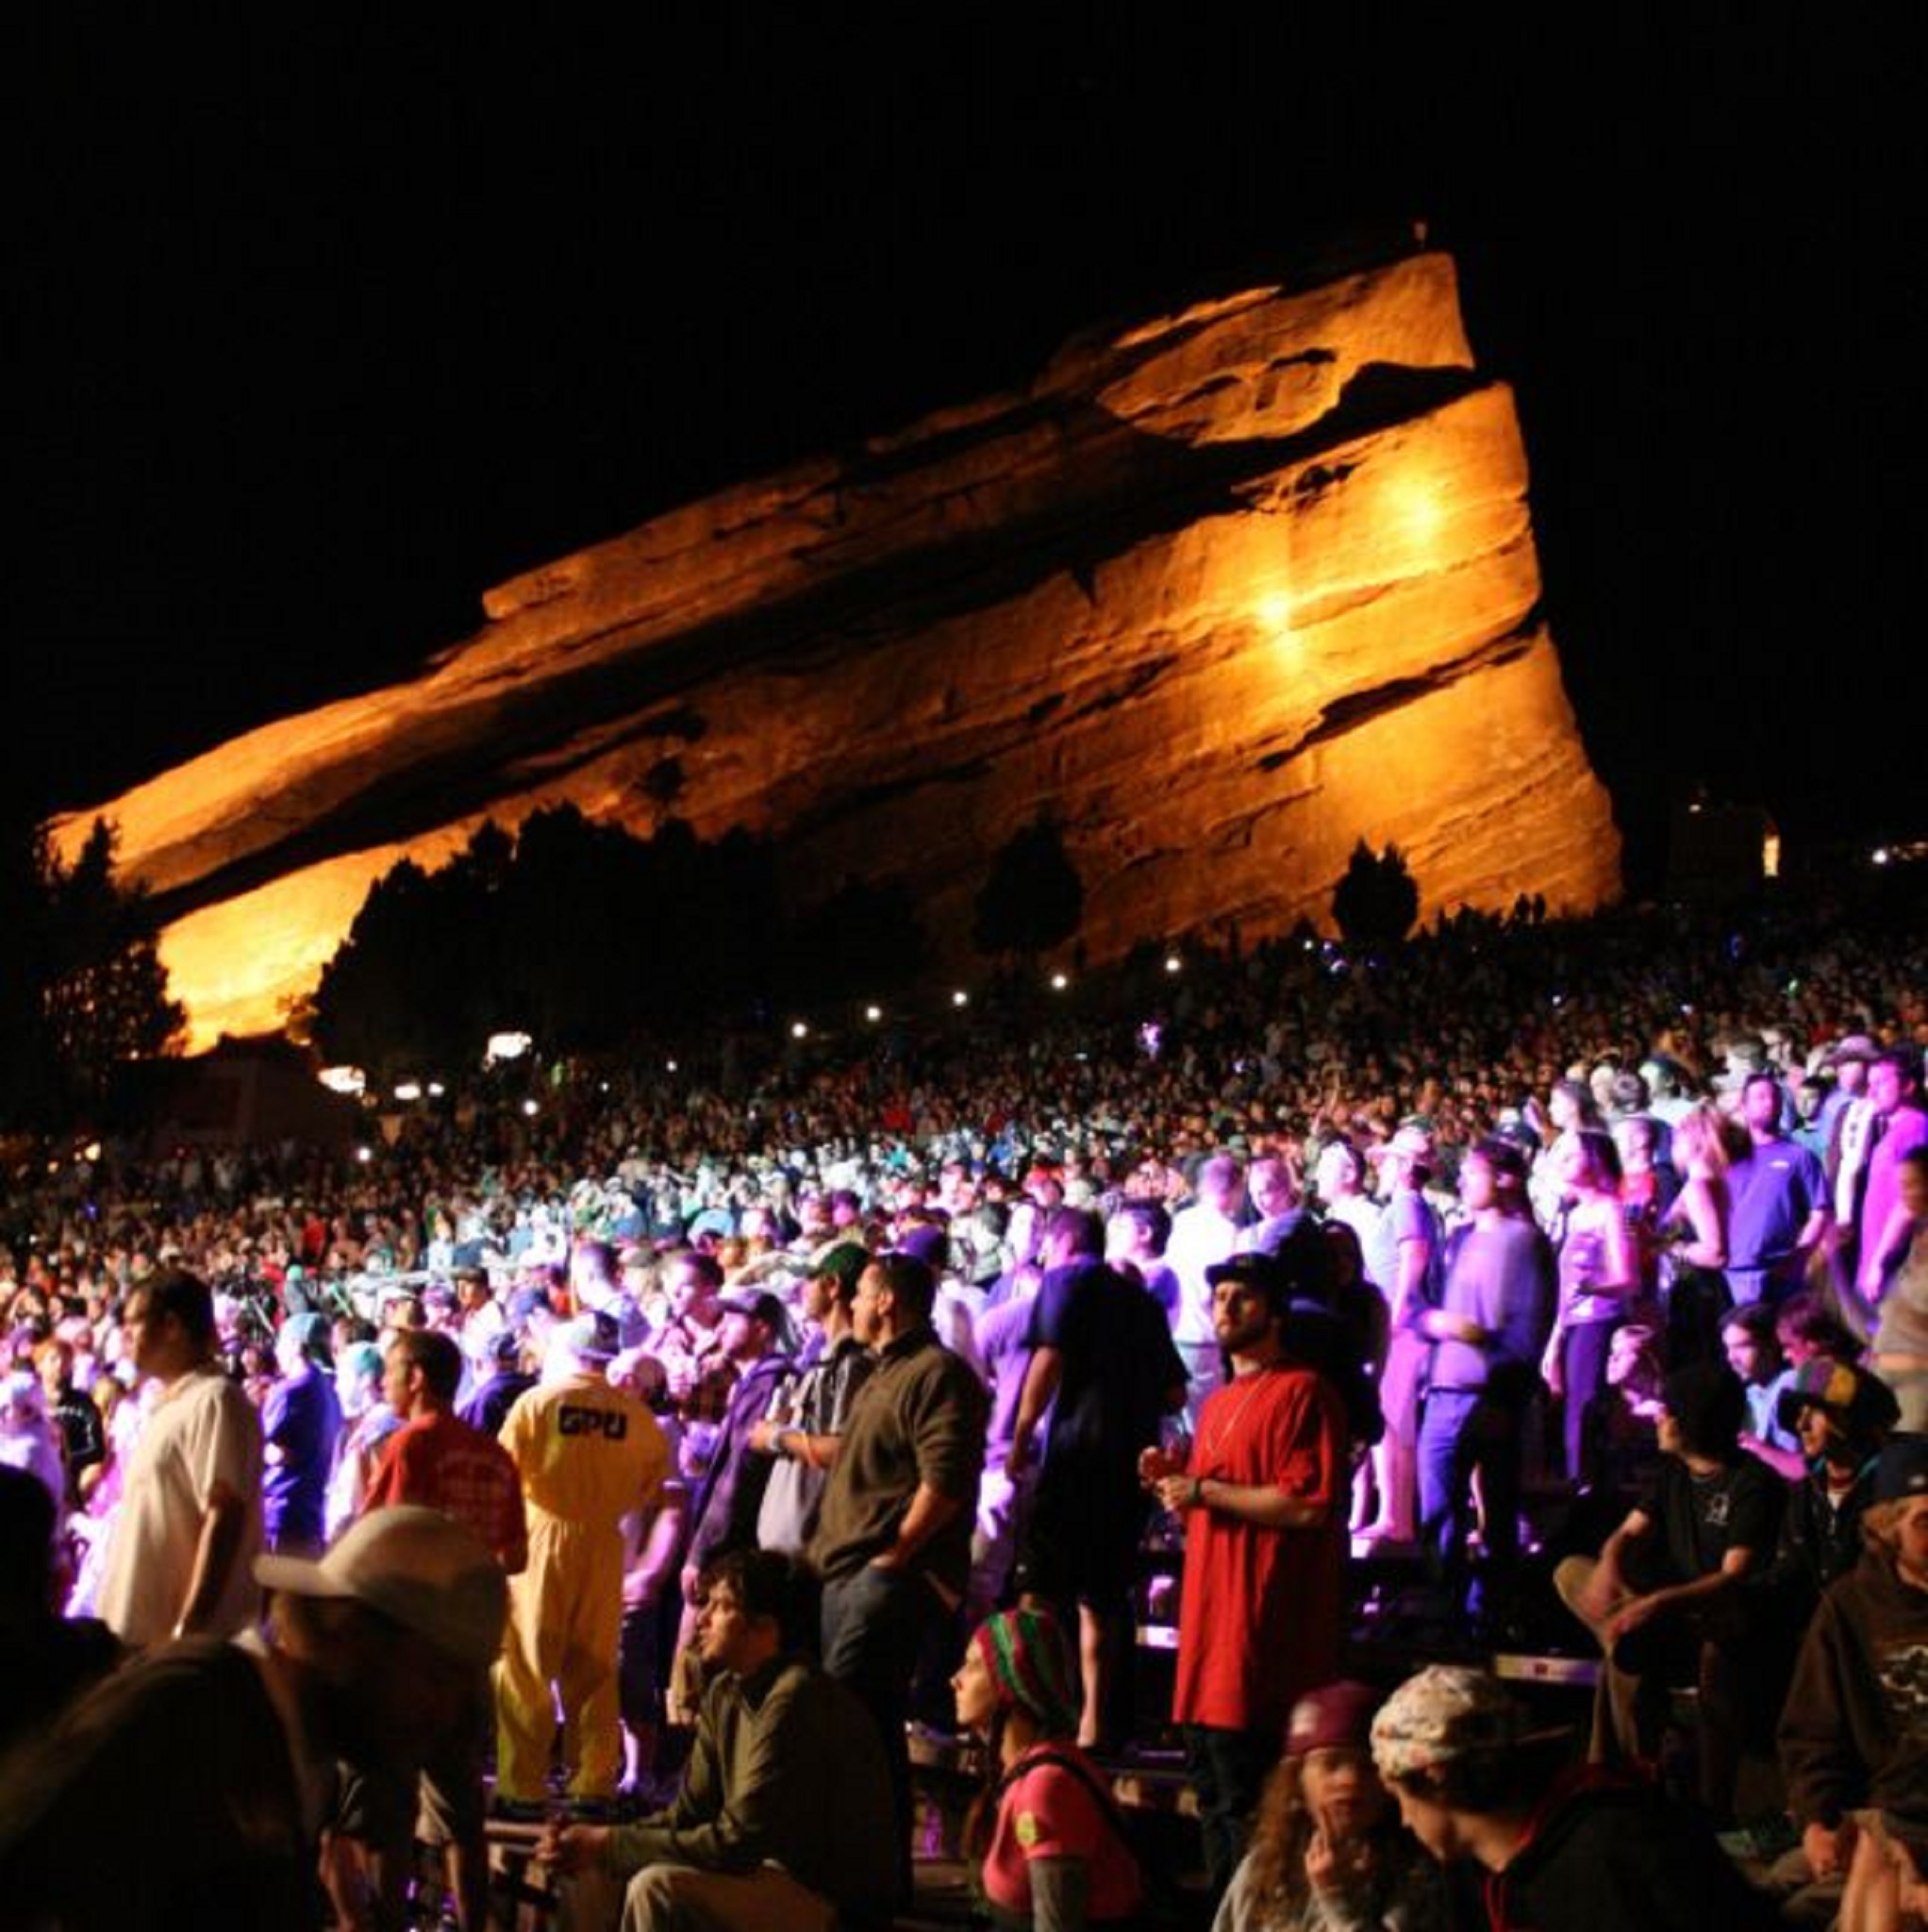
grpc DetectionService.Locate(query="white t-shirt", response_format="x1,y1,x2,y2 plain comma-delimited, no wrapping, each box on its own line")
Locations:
100,1365,263,1646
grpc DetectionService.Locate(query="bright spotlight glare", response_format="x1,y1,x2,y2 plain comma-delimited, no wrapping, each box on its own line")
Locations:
952,990,969,1008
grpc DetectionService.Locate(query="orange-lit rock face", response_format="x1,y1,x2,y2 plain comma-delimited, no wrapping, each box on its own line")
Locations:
52,244,1620,1051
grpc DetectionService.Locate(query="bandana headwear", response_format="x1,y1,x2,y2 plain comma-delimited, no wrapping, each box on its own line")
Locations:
971,1607,1080,1738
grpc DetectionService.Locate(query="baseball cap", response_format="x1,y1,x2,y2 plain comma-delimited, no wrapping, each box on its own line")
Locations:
717,1289,789,1332
1825,1034,1880,1068
552,1311,619,1362
1776,1357,1902,1443
256,1506,507,1669
809,1241,871,1295
1874,1433,1928,1503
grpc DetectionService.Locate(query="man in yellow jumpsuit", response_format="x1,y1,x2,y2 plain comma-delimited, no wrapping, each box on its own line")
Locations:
496,1311,671,1807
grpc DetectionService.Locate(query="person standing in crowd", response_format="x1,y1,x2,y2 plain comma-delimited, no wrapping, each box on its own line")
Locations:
1415,1137,1554,1629
669,1289,793,1704
326,1339,402,1540
35,1338,105,1507
1542,1128,1640,1487
261,1310,341,1557
1659,1103,1739,1367
808,1250,989,1907
0,1506,507,1932
650,1249,739,1444
339,1327,527,1932
1167,1152,1250,1421
1725,1070,1832,1309
1848,1051,1928,1328
1362,1125,1441,1544
1006,1206,1187,1750
1106,1198,1180,1323
495,1311,672,1813
750,1241,873,1552
1139,1246,1348,1900
1238,1153,1306,1257
1870,1147,1928,1431
97,1268,263,1649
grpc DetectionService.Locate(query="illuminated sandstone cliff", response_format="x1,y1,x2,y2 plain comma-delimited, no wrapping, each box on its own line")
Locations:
54,242,1621,1050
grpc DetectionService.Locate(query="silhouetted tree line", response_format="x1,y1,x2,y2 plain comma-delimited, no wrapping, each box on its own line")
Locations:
0,815,184,1129
304,808,939,1077
1332,839,1420,947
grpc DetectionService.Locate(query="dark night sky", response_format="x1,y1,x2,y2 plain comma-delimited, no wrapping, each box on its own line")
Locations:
15,10,1926,888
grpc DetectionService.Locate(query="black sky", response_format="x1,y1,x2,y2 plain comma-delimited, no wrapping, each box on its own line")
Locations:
15,10,1926,887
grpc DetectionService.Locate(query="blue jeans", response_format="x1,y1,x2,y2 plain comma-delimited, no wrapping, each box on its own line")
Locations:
822,1563,943,1907
1418,1387,1524,1619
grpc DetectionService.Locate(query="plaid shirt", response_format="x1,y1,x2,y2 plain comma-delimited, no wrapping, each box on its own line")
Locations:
652,1315,739,1424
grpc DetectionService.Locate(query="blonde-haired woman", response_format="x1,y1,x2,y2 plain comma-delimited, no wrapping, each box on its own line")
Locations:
1660,1103,1743,1368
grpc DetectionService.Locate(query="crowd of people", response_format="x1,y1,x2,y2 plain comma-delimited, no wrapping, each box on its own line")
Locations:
2,892,1927,1930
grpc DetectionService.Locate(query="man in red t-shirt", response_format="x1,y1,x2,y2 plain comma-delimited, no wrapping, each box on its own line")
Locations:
1139,1246,1347,1901
366,1330,527,1574
342,1328,526,1931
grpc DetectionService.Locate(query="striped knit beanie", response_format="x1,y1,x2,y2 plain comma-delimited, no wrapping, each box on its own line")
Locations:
971,1607,1079,1737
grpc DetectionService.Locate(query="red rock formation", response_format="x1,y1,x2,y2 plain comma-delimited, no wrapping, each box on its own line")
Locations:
52,242,1620,1048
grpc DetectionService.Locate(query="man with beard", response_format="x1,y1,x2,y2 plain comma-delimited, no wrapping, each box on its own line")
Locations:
1139,1246,1347,1900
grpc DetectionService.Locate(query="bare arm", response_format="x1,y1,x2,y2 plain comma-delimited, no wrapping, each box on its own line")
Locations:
174,1479,248,1639
1006,1345,1062,1474
1670,1177,1727,1271
1611,1542,1755,1641
1389,1235,1431,1329
623,1492,685,1608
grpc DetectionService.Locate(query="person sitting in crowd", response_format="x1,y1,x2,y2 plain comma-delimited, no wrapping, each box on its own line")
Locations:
1771,1357,1902,1607
953,1604,1144,1932
1777,1434,1928,1930
1212,1677,1450,1932
1723,1303,1806,1480
1554,1359,1783,1821
1370,1663,1777,1928
540,1548,897,1932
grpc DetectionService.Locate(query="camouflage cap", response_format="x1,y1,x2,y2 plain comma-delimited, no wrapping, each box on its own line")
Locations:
1371,1665,1523,1783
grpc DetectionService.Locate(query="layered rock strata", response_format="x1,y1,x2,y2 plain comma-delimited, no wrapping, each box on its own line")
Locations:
54,243,1621,1049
